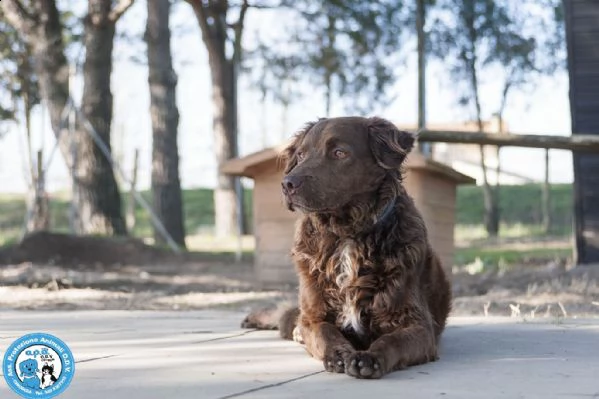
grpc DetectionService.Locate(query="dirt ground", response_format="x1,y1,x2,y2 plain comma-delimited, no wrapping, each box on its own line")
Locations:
1,232,598,320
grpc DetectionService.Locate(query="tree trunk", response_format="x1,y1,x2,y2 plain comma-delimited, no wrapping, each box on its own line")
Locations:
146,0,186,247
469,56,498,237
73,0,126,235
474,115,499,238
189,2,242,237
478,144,499,236
27,150,50,233
212,59,240,237
463,8,499,238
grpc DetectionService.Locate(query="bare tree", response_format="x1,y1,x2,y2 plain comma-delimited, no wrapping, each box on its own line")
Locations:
146,0,186,247
1,0,134,235
430,0,563,237
183,0,251,237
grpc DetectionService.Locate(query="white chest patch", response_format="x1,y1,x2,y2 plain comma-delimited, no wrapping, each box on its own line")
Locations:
335,240,364,335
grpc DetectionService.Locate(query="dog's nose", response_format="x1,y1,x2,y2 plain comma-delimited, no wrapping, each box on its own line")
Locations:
282,176,303,194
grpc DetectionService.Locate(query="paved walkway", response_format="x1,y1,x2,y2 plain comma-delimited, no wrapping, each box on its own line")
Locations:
1,311,598,398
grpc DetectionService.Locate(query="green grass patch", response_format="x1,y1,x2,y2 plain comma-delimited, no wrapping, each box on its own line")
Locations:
127,188,253,237
457,183,573,237
0,188,254,247
454,245,573,269
455,223,559,242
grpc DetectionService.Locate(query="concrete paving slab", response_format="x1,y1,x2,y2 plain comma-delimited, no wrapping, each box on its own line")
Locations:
1,311,598,399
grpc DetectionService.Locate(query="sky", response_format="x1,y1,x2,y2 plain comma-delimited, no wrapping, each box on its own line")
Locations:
0,1,574,194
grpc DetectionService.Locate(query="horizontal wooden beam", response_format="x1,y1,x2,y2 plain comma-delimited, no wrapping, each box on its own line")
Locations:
416,130,599,152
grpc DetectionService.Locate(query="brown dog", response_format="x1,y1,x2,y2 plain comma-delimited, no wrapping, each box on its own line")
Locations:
277,116,451,379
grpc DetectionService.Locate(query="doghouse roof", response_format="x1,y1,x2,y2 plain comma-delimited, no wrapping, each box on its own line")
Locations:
221,145,475,185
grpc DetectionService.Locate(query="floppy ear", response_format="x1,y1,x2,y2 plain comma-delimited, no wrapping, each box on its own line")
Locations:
368,117,415,170
281,119,321,174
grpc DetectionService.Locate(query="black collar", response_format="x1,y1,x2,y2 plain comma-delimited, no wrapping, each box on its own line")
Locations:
373,197,397,230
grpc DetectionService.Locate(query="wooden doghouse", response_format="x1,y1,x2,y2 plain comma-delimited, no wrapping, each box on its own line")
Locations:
222,147,475,286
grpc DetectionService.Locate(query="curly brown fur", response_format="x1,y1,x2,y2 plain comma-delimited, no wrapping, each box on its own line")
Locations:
278,116,451,379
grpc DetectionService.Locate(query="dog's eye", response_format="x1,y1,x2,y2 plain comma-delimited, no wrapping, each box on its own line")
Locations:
333,149,348,159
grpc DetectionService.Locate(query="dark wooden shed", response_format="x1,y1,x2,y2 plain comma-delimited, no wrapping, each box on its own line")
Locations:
565,0,599,263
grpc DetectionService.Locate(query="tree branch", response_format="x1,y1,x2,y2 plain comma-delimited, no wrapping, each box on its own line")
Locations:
109,0,136,23
232,0,249,64
184,0,211,42
247,2,282,9
0,0,38,34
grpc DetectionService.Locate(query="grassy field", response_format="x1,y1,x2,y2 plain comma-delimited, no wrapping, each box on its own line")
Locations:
457,183,573,236
0,189,254,246
0,183,575,267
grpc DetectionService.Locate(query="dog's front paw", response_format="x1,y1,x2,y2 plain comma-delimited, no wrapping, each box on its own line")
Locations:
324,346,353,373
292,326,304,344
344,351,385,379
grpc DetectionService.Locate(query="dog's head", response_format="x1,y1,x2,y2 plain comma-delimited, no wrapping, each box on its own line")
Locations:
19,358,39,377
281,116,414,213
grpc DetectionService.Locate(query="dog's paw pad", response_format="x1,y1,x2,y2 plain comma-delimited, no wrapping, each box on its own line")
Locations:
345,352,384,379
324,348,350,373
324,359,345,373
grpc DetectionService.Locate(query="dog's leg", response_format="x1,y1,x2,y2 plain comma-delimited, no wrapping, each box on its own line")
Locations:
278,307,300,340
300,320,356,374
344,322,437,379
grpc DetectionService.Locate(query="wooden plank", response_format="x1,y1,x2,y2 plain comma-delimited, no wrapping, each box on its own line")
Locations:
256,266,296,285
429,232,455,247
256,204,293,222
571,20,599,33
255,251,296,284
255,221,296,253
573,63,599,77
574,93,599,107
257,251,294,265
253,175,295,223
571,3,599,18
417,129,599,152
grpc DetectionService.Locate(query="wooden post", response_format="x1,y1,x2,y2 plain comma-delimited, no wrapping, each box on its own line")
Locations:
126,148,139,231
416,0,431,157
565,0,599,264
68,67,79,234
542,149,551,234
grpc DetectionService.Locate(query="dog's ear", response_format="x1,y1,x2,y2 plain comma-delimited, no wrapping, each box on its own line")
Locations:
281,119,321,173
368,117,415,170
